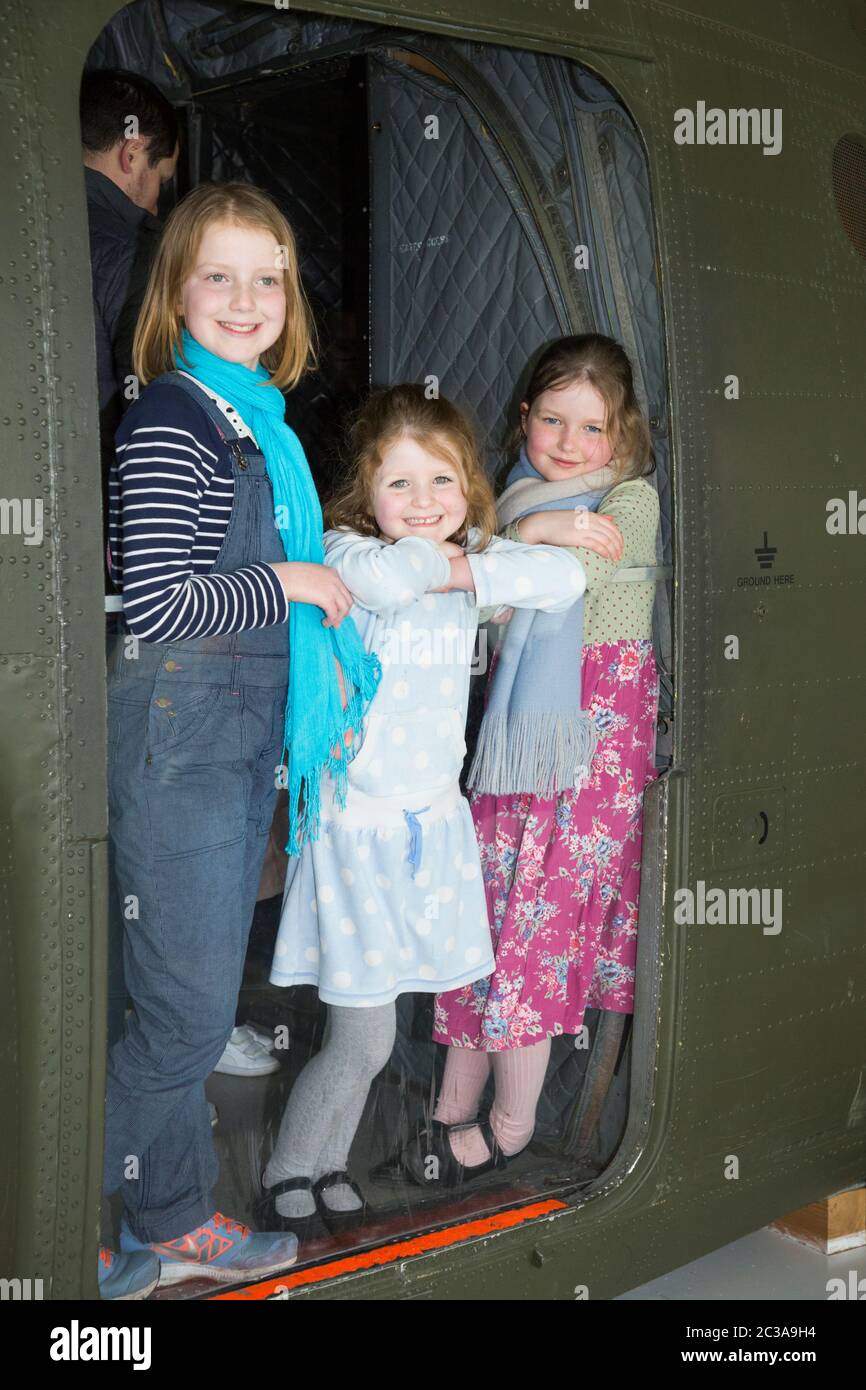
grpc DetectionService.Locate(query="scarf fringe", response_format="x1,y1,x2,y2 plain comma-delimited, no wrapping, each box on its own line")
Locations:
283,646,382,854
468,442,613,801
467,711,598,798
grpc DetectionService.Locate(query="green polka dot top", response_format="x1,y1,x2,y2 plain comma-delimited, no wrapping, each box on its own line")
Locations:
503,478,661,645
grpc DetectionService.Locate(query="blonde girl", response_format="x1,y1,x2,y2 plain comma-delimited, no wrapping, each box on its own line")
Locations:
102,182,378,1288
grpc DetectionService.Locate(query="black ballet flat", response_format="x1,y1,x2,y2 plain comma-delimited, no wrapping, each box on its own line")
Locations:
370,1118,519,1190
254,1175,320,1241
472,1117,518,1176
438,1117,512,1186
369,1118,472,1188
368,1119,447,1187
312,1170,374,1235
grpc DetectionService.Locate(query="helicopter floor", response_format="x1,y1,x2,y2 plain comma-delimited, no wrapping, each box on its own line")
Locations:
145,1066,593,1300
104,895,616,1300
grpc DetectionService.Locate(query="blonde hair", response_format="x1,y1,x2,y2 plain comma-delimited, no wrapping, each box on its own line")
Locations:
505,333,654,483
325,384,497,552
133,181,318,390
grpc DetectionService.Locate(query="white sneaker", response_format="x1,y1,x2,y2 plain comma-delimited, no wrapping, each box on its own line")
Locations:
213,1026,281,1077
239,1022,278,1054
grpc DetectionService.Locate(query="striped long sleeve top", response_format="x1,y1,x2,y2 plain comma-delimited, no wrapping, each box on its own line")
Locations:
108,379,290,642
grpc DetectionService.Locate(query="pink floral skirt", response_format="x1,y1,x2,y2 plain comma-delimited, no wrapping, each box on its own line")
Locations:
433,639,659,1051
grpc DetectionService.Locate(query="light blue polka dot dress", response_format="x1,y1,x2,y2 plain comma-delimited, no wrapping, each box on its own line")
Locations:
269,526,586,1007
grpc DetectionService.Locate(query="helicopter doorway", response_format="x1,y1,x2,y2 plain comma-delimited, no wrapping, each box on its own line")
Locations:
88,2,673,1297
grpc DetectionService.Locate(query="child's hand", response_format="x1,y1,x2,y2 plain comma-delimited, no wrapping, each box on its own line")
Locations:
573,513,624,561
490,606,514,625
437,540,465,559
519,510,624,561
268,561,354,627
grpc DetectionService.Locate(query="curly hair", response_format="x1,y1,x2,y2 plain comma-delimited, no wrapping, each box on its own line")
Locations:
505,334,655,483
325,384,497,552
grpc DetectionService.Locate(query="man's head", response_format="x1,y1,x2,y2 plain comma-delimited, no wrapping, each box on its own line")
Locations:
80,68,179,215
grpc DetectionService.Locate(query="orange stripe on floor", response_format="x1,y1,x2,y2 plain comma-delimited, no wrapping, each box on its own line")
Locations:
210,1198,569,1299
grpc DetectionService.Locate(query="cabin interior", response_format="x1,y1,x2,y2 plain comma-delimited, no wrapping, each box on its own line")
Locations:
87,0,674,1296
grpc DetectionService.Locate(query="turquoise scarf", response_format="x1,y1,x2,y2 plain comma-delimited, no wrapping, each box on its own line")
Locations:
174,329,380,852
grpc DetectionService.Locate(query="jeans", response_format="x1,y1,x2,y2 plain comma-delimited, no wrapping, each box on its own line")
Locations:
102,648,287,1242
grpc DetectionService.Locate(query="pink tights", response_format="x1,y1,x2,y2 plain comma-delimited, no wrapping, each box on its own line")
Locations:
433,1038,552,1167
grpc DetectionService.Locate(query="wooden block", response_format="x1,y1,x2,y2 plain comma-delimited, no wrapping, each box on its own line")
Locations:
772,1186,866,1253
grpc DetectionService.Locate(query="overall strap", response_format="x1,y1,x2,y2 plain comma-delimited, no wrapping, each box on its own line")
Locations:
147,369,243,444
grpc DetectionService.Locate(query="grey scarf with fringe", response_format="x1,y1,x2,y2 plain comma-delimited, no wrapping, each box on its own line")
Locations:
466,449,616,798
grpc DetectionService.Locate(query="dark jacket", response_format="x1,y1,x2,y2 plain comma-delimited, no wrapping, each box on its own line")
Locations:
85,167,163,590
84,166,162,414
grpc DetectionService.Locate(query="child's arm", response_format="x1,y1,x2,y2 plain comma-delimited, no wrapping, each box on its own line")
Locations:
323,528,450,611
449,534,587,613
115,385,294,641
507,481,659,591
515,509,623,561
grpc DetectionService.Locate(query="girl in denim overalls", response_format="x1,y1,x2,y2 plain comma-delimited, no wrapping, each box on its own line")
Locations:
100,182,379,1295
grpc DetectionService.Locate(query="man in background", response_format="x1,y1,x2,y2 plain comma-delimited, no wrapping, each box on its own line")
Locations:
82,69,178,1048
81,67,179,582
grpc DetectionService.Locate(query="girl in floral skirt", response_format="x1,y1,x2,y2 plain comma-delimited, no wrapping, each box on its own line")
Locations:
398,334,660,1182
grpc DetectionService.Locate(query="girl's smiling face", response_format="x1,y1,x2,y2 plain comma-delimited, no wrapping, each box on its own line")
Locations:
180,220,287,370
522,379,615,480
371,433,468,544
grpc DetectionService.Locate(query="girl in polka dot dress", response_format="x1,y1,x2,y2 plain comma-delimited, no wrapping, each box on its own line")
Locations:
408,335,661,1182
260,384,589,1232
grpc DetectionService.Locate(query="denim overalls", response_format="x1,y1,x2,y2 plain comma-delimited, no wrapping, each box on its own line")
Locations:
103,371,289,1243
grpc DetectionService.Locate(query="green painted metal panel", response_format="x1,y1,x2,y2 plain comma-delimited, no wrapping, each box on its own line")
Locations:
0,0,863,1299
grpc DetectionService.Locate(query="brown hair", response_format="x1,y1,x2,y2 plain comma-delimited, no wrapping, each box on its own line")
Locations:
325,384,497,552
506,333,654,482
80,68,179,165
132,181,317,390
